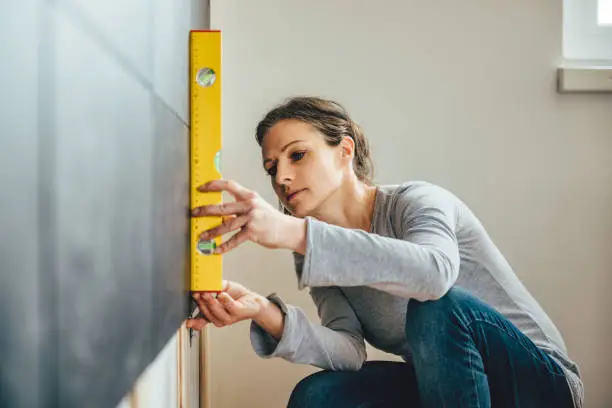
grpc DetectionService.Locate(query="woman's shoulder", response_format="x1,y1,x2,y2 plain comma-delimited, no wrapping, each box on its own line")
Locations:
375,180,467,223
377,180,460,204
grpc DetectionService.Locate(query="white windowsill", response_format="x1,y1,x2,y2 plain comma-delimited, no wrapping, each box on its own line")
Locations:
557,60,612,93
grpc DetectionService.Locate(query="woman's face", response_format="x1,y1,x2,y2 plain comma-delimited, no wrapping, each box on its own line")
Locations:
261,119,351,218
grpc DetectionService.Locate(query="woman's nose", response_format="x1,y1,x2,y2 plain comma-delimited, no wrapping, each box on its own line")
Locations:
275,162,294,186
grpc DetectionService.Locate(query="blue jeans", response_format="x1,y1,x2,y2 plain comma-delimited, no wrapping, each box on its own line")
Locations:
287,287,574,408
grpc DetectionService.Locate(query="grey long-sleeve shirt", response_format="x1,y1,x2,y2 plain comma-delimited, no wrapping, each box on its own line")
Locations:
250,181,583,407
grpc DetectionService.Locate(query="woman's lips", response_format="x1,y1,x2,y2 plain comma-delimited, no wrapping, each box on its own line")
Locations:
287,189,306,202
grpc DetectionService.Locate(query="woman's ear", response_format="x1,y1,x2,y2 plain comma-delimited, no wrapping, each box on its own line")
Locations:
339,136,355,161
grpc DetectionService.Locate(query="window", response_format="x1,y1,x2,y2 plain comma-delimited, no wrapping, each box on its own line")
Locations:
599,0,612,25
564,0,612,60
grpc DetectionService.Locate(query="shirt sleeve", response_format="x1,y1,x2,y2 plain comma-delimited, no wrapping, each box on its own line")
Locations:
295,183,461,301
249,283,367,371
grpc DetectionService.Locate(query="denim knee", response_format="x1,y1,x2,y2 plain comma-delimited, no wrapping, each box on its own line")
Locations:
287,371,336,408
406,289,457,327
404,288,463,354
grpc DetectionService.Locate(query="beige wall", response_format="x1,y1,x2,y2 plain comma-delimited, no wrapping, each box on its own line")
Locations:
210,1,612,406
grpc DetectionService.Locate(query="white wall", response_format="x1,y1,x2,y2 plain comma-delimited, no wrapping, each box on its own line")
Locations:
211,1,612,406
115,326,202,408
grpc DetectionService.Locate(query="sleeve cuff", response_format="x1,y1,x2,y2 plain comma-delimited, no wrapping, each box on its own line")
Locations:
249,292,295,358
298,216,319,289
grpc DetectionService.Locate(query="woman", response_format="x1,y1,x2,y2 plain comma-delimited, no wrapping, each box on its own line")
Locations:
186,97,583,408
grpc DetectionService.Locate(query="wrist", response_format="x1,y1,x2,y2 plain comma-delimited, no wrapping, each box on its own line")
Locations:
252,294,271,322
282,216,307,254
252,294,286,341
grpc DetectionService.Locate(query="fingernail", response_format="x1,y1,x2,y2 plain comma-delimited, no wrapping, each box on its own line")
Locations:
197,182,209,192
193,293,200,300
200,231,209,240
191,208,199,216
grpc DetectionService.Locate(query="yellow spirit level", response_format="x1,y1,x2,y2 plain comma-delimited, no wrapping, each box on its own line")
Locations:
189,30,223,293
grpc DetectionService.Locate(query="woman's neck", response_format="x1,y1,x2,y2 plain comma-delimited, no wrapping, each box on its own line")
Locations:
312,178,378,231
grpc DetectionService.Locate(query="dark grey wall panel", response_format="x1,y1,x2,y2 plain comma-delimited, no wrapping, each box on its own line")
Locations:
53,6,155,407
150,0,209,123
1,0,208,406
56,0,152,83
153,0,191,122
191,0,210,31
151,100,190,351
0,2,44,407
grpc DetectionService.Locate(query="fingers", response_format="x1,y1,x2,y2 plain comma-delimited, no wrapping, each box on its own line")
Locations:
215,229,250,254
199,214,250,242
197,300,223,327
222,280,230,291
196,294,227,327
186,318,208,330
216,292,239,315
191,201,250,217
197,180,256,201
192,293,216,326
221,280,242,299
194,293,235,328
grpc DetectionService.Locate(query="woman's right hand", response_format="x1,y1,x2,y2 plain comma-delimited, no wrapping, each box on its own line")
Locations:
186,280,263,330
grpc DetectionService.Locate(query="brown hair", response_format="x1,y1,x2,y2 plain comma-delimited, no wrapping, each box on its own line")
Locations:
255,96,374,185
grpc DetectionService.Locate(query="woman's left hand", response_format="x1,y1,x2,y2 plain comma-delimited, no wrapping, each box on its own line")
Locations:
191,179,306,254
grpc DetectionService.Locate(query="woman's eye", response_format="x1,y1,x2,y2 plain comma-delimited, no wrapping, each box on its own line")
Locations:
291,151,306,161
266,166,277,177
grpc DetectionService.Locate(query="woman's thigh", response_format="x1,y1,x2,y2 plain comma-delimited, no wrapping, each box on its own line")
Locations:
287,360,421,408
405,286,574,408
